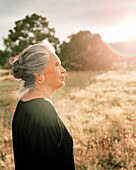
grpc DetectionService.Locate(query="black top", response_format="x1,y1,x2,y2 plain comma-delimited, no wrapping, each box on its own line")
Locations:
12,98,75,170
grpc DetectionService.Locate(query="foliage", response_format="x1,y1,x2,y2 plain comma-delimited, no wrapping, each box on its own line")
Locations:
1,14,115,70
3,13,59,56
59,31,114,70
0,50,10,67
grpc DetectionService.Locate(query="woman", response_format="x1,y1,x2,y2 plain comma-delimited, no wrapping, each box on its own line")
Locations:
12,44,75,170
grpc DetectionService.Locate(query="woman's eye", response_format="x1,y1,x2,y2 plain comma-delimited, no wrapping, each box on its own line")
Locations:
56,63,59,66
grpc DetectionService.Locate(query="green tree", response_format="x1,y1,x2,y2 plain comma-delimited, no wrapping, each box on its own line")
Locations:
0,50,10,67
59,31,92,70
59,30,113,70
3,13,59,56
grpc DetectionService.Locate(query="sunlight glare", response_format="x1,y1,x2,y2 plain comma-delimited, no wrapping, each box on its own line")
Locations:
101,15,136,42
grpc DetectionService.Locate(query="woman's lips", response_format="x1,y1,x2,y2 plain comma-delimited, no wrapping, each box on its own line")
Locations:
60,76,65,81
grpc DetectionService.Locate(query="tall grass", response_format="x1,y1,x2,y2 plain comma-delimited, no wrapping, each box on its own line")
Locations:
0,69,136,169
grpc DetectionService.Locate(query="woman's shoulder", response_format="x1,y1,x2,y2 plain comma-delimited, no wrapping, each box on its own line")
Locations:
13,98,58,130
18,98,57,120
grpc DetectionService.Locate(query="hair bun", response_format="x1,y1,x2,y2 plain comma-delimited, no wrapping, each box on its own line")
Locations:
12,60,23,79
13,60,19,67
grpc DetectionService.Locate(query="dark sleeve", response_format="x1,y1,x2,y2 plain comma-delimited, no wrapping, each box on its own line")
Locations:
23,101,62,169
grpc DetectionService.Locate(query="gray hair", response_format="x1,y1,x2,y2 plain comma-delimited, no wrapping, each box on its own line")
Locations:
12,43,55,90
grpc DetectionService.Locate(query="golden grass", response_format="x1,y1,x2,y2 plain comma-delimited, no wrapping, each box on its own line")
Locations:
0,69,136,169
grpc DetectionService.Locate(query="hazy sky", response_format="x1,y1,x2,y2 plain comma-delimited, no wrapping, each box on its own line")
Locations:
0,0,136,48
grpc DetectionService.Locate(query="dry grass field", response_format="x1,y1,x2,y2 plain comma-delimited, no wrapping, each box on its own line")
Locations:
0,68,136,169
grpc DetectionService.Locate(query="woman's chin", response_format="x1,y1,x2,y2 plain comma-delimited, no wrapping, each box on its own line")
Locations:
60,81,65,87
54,82,65,90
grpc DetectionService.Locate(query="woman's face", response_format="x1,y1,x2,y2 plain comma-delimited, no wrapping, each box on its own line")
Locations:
43,53,66,90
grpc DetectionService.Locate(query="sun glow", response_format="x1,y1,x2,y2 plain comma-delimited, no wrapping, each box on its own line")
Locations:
101,15,136,43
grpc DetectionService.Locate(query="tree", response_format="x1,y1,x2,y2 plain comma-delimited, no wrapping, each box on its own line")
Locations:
0,50,10,67
59,30,113,70
59,31,93,70
3,13,59,56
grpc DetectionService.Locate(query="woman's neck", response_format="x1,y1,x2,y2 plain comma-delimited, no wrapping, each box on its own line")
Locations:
35,87,52,100
21,87,53,101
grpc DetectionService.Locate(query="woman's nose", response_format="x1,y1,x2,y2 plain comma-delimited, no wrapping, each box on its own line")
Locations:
61,66,66,73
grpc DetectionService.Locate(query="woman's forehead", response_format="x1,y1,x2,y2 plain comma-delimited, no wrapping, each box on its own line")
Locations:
50,53,61,63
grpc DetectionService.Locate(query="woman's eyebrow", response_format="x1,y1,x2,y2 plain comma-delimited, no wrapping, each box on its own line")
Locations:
56,60,61,64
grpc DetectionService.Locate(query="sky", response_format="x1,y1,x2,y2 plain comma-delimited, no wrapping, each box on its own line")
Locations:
0,0,136,49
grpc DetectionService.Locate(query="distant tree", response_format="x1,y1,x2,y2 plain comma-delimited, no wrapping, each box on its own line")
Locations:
0,50,10,67
59,30,113,70
3,13,59,56
59,31,92,70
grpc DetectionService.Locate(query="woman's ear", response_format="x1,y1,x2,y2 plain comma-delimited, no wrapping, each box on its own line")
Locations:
33,72,39,79
33,72,44,82
33,72,40,81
